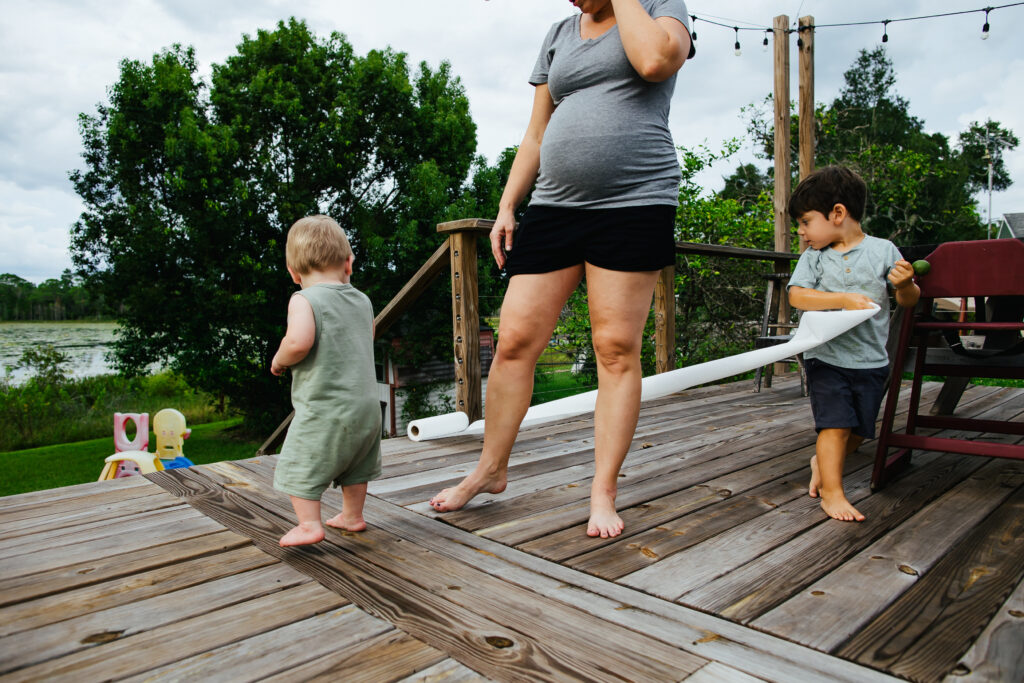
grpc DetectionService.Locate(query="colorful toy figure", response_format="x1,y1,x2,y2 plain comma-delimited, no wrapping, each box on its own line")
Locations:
99,408,194,480
99,450,164,480
154,408,191,461
113,412,149,452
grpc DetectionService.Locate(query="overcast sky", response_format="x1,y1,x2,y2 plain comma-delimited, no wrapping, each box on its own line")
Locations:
2,0,1022,283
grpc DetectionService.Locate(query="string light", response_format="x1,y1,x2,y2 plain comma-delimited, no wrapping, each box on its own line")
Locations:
685,2,1022,55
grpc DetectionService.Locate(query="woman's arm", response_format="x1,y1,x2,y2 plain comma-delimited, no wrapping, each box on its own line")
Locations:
271,295,316,375
612,0,691,82
491,84,556,268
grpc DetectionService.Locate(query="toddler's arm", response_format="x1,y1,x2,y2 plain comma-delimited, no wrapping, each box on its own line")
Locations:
789,286,875,312
271,295,316,375
887,259,921,308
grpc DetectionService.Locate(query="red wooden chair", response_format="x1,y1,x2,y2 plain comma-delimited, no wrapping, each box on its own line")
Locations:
872,239,1024,490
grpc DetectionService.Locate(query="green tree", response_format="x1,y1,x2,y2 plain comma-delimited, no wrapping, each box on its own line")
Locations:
744,47,1017,245
70,19,480,431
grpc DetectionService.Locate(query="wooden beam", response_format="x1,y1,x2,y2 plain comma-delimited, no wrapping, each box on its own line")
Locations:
373,239,451,337
798,15,815,254
675,241,798,262
773,15,793,371
449,231,483,422
654,265,675,374
436,218,495,235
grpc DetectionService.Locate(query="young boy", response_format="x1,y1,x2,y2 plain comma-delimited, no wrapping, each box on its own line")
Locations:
271,215,381,546
787,166,920,522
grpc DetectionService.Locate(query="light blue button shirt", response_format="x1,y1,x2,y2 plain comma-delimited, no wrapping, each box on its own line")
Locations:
788,235,904,368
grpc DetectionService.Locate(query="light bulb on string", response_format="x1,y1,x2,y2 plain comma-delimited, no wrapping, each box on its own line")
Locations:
763,31,769,52
981,8,991,40
881,20,890,43
734,27,741,56
690,15,697,42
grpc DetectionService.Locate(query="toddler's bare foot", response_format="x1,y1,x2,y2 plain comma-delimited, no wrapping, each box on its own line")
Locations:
279,522,325,546
429,465,507,512
325,513,367,532
819,489,865,522
808,455,821,498
587,490,624,538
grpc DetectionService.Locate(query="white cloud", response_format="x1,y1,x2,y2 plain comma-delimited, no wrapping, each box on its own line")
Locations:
2,0,1023,282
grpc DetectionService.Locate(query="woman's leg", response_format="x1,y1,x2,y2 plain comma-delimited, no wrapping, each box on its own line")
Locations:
585,263,660,538
430,265,583,511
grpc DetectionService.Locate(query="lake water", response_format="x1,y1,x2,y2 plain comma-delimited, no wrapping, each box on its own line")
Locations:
0,321,120,384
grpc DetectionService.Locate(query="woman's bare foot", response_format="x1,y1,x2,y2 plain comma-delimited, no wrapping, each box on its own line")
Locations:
819,489,866,522
587,489,624,538
279,522,325,546
325,513,367,532
430,465,507,512
808,455,821,498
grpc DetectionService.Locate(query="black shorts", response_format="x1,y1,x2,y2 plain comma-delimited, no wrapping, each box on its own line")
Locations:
805,358,890,439
503,204,677,276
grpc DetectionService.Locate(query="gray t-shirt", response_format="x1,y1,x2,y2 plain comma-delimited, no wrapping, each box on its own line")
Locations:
528,0,693,209
788,235,904,369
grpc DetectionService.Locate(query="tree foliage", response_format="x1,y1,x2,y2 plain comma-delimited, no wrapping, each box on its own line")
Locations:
70,19,487,430
0,271,111,321
743,46,1018,245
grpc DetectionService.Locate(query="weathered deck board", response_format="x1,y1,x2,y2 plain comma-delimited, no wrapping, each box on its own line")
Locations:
944,574,1024,682
197,455,896,682
159,463,709,682
3,377,1019,681
751,457,1024,650
839,484,1024,682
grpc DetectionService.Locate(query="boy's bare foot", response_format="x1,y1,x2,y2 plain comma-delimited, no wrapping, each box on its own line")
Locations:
819,490,866,522
325,513,367,532
429,466,507,512
587,490,624,538
279,522,325,546
808,455,822,498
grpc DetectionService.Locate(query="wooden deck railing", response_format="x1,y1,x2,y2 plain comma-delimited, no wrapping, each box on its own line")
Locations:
258,218,799,454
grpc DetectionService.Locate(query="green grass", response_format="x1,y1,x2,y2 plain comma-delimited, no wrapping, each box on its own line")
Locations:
906,374,1024,389
1,371,233,452
0,418,264,497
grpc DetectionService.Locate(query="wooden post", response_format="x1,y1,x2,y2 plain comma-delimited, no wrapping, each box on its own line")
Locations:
654,264,675,374
797,15,815,254
437,219,492,423
773,15,792,372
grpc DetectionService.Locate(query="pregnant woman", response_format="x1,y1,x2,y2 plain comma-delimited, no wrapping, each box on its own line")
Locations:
430,0,694,538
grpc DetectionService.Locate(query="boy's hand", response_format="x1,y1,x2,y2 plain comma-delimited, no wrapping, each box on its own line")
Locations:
888,259,915,290
842,293,876,310
271,358,287,376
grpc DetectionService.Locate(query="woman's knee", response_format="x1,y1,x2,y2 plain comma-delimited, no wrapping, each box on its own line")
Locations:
494,325,546,363
591,332,640,372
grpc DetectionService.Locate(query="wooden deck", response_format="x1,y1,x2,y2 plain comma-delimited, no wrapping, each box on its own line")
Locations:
2,377,1022,681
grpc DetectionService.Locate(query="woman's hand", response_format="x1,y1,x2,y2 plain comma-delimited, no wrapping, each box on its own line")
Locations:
490,210,517,269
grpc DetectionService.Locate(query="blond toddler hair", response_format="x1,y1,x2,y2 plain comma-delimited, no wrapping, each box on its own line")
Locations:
286,215,352,275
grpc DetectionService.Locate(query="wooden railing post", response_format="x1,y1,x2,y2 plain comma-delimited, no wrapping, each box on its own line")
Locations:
773,14,793,374
437,219,494,422
655,265,676,373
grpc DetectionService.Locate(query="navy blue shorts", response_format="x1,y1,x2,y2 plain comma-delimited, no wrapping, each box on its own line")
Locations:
805,358,890,439
503,204,677,276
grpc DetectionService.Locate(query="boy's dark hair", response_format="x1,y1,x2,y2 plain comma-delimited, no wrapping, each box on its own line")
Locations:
788,165,867,222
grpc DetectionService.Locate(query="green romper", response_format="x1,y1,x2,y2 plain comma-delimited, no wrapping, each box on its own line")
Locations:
273,283,382,500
